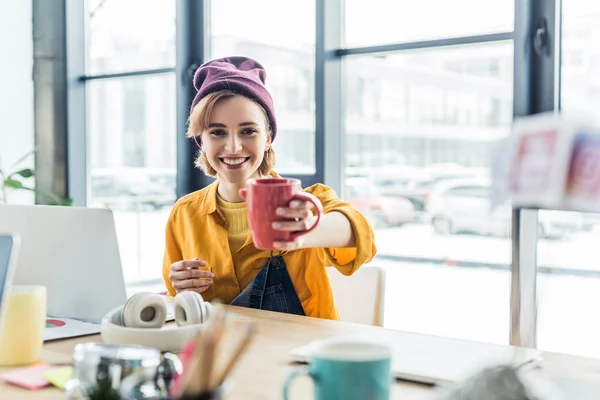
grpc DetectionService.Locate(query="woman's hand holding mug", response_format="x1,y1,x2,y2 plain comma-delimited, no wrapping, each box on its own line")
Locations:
169,259,214,294
240,178,324,251
270,199,320,250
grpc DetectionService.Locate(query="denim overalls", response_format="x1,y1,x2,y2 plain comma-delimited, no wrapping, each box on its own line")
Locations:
230,254,305,316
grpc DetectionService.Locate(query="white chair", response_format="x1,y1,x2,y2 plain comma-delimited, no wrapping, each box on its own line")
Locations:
327,265,386,327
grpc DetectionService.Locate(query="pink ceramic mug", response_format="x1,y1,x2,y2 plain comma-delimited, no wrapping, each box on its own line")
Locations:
241,178,324,250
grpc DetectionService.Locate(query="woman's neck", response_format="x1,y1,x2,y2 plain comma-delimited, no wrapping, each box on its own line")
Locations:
217,172,265,203
217,180,246,203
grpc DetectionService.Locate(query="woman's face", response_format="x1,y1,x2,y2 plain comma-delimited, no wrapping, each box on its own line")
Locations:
200,95,270,184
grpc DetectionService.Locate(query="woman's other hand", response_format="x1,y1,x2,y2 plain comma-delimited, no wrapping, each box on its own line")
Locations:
168,258,214,294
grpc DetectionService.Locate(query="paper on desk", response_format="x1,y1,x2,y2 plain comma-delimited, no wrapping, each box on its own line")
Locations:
0,363,57,390
552,377,600,400
44,317,101,341
43,366,73,390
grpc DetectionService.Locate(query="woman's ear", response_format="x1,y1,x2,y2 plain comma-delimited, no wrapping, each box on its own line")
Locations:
193,135,202,148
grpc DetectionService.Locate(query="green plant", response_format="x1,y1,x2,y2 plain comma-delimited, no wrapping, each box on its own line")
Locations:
0,149,72,206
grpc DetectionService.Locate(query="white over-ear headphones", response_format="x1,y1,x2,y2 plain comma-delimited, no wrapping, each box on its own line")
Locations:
101,291,213,352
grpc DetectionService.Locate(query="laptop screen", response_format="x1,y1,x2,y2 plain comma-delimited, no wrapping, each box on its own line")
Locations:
0,235,13,318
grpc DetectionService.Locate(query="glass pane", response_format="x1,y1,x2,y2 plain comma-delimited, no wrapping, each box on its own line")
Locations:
87,74,177,283
536,0,600,358
344,0,514,48
536,209,600,358
86,0,176,75
208,0,316,175
343,41,514,344
0,5,34,205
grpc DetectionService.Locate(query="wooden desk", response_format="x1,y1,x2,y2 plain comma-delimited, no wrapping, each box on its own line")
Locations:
2,306,600,399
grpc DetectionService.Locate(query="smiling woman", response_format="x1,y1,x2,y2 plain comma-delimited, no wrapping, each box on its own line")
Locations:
161,56,377,320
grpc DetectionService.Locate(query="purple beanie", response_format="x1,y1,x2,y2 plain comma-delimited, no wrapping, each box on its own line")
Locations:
190,56,277,142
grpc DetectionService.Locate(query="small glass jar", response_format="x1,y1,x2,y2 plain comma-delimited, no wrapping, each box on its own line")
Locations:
65,342,166,400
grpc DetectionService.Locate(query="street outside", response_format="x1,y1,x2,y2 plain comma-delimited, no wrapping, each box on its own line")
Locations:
113,209,600,360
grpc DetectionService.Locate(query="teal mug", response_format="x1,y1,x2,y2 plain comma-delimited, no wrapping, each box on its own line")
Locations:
283,341,392,400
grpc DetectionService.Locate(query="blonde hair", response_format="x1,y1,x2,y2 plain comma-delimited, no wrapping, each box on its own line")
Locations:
186,90,275,177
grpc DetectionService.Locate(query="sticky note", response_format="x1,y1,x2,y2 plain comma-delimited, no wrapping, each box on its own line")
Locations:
0,364,56,390
43,366,73,390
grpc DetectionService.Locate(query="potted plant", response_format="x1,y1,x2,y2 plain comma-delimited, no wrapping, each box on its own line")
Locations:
0,149,72,205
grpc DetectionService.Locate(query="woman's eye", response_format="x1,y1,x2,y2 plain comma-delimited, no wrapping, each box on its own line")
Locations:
242,128,257,135
210,130,226,136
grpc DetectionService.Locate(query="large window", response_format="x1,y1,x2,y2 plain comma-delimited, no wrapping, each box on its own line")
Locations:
343,41,514,344
340,0,600,356
61,0,600,359
535,0,600,358
209,0,316,177
85,0,177,283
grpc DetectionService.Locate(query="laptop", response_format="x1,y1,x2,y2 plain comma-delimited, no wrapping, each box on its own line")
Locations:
0,234,19,330
290,329,542,386
0,205,128,324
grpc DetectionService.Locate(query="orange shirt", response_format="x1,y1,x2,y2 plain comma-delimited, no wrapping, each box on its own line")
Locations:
162,174,377,320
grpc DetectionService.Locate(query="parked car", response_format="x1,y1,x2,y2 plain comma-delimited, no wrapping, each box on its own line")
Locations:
375,164,489,217
345,177,415,227
426,179,583,239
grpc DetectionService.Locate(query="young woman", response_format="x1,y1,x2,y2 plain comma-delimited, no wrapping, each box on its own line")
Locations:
162,56,376,319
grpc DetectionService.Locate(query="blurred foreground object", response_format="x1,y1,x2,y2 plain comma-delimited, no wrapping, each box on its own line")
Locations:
491,112,600,212
437,364,563,400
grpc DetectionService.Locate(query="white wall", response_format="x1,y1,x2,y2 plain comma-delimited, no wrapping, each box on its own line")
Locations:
0,0,34,204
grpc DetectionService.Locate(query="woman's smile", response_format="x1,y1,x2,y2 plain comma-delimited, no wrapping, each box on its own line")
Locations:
220,156,251,169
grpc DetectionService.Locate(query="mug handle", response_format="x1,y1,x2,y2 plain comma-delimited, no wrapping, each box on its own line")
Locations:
289,191,323,240
282,365,311,400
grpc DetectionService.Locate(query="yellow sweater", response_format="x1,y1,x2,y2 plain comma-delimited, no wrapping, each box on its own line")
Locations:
216,196,249,255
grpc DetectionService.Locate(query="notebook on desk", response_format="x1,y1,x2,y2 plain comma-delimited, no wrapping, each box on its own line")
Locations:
289,329,543,385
